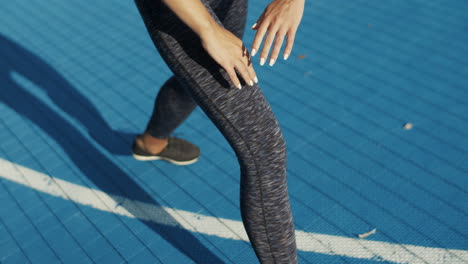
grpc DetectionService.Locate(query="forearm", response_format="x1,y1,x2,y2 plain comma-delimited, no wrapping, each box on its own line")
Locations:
161,0,218,38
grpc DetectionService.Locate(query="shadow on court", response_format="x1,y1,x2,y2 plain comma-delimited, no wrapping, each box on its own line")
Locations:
0,34,224,263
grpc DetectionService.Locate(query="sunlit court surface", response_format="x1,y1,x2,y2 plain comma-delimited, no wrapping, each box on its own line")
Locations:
0,0,467,263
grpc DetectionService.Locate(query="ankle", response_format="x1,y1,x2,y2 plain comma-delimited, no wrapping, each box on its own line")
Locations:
141,133,168,151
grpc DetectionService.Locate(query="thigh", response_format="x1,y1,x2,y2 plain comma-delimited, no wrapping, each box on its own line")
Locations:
212,0,248,39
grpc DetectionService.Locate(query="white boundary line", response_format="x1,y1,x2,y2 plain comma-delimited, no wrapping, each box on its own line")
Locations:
1,158,467,264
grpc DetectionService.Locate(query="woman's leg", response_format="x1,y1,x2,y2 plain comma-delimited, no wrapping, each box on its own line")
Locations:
134,0,298,263
144,75,198,140
142,0,247,141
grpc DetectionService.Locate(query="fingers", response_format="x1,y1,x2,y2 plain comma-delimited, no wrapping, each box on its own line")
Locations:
247,62,258,84
225,65,242,90
235,59,254,88
250,19,269,57
269,29,286,65
259,24,279,66
243,51,258,86
224,38,258,90
251,15,299,65
251,12,266,31
242,44,258,84
283,28,296,60
251,21,292,66
253,25,296,65
225,57,257,90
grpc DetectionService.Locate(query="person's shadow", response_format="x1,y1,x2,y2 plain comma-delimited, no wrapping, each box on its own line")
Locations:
0,34,225,263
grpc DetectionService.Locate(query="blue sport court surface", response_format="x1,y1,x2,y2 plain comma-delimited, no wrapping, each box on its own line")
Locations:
0,0,467,263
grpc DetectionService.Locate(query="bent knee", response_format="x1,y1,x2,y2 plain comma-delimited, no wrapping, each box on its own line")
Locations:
251,126,287,163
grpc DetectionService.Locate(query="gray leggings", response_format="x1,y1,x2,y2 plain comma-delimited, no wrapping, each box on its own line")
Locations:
134,0,298,262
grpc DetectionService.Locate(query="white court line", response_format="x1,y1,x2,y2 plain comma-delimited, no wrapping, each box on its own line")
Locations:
1,158,467,264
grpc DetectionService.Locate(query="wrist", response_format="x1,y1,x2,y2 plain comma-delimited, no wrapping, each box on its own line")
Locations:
194,16,220,39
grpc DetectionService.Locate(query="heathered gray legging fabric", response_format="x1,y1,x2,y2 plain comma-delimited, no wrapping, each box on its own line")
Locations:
134,0,298,263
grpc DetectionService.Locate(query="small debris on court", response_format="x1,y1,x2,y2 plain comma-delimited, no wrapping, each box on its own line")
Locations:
358,228,377,238
403,122,414,130
297,54,307,60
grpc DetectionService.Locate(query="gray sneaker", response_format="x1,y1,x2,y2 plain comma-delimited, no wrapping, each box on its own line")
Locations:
132,135,200,165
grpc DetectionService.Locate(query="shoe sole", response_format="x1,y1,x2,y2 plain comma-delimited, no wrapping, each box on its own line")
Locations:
132,153,199,165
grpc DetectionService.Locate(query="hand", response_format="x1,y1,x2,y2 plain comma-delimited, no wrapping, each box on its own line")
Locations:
250,0,305,66
200,25,258,89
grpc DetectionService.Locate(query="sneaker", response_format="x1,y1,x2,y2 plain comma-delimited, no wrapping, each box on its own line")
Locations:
132,135,200,165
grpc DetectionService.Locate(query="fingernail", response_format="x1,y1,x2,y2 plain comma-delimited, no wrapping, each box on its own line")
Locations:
283,53,289,60
251,22,257,29
260,57,265,66
249,80,254,86
251,48,257,57
269,58,275,66
254,76,258,83
237,83,242,89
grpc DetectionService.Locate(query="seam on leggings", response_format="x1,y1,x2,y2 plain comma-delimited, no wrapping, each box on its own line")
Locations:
153,33,278,264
